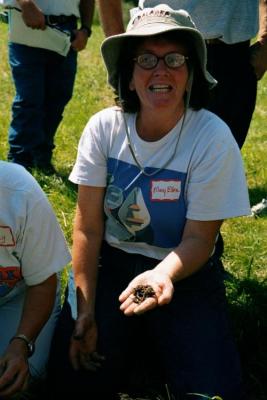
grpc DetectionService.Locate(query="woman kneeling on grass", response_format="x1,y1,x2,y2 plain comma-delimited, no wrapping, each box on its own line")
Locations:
48,5,251,399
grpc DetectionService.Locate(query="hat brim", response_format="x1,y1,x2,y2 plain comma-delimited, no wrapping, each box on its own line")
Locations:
101,24,217,91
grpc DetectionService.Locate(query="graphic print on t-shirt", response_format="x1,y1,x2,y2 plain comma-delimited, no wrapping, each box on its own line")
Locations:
0,225,22,296
104,158,187,248
0,226,15,247
0,266,22,297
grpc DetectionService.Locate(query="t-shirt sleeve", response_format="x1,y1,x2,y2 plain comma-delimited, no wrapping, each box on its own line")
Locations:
69,111,110,187
20,195,71,286
186,134,251,220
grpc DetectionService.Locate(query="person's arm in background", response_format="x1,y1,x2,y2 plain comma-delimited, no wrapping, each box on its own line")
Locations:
16,0,45,29
250,0,267,80
69,185,105,371
0,274,57,397
97,0,125,36
72,0,95,51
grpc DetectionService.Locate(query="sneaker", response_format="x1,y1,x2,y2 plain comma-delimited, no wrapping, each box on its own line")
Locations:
0,10,9,23
8,157,34,171
251,198,267,216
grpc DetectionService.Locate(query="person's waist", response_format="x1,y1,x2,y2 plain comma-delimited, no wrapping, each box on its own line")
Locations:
205,37,223,45
205,38,250,49
45,14,77,25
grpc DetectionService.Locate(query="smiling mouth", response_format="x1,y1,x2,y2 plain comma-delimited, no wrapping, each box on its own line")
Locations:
149,84,172,93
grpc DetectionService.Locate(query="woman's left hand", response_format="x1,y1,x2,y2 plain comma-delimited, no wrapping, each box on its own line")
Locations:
119,269,174,316
69,314,104,372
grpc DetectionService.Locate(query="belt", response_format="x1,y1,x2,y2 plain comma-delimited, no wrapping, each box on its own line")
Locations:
45,14,77,25
205,38,222,45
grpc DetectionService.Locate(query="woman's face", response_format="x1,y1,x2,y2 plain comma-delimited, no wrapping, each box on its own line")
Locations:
129,37,189,115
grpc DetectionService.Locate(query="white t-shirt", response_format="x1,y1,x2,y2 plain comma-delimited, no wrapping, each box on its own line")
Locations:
0,162,71,303
136,0,259,44
0,0,80,17
69,107,251,260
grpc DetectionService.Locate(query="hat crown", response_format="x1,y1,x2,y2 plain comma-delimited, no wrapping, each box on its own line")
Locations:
127,4,196,32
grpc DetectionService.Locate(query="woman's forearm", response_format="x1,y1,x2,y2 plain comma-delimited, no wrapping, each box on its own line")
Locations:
15,274,57,340
72,228,103,318
155,219,223,283
97,0,125,36
71,185,105,318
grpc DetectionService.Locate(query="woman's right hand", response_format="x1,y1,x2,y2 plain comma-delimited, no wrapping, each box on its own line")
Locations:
119,269,174,316
69,314,105,372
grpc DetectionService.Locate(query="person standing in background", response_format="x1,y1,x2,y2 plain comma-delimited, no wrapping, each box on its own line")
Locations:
97,0,267,148
98,0,124,36
1,0,94,173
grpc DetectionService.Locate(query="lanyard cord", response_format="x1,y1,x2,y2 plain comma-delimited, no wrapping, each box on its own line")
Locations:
122,110,186,177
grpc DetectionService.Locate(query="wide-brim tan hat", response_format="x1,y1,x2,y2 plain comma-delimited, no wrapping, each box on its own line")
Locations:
101,4,217,91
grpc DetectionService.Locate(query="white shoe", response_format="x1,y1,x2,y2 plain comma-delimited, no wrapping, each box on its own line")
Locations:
251,198,267,216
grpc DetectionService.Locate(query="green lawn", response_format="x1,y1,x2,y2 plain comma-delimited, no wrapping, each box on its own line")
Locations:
0,4,266,399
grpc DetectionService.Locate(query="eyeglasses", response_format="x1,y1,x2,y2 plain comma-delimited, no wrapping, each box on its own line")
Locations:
133,52,189,70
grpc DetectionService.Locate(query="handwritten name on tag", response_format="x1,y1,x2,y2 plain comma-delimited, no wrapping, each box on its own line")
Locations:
151,180,181,201
0,226,15,246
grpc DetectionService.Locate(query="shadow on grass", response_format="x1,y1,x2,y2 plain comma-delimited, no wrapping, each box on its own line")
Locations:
226,276,267,400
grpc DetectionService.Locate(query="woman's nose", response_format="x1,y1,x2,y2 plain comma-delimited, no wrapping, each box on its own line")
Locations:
153,59,169,74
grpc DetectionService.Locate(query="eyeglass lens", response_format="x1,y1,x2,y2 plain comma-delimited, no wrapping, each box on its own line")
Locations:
135,52,187,69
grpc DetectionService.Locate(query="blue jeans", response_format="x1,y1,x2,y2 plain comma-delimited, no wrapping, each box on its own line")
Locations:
0,280,61,381
47,243,246,399
8,22,77,167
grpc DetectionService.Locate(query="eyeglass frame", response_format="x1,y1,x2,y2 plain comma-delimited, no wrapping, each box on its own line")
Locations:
133,52,189,70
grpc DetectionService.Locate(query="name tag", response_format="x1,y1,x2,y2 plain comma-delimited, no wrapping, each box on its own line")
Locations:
0,226,15,246
151,180,181,201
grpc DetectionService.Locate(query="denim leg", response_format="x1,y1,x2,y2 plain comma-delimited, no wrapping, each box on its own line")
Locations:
34,47,77,165
8,31,77,167
8,43,46,167
0,280,61,382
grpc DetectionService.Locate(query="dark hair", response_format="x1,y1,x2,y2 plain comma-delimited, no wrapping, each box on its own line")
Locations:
114,31,211,113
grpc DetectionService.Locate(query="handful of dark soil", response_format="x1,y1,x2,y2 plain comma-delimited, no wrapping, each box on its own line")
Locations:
133,285,156,304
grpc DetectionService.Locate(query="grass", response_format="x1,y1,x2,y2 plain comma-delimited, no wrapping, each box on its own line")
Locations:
0,2,266,399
